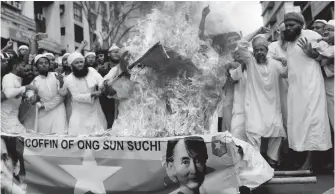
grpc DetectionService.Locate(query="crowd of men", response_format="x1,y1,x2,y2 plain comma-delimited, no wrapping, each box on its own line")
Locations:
217,12,334,173
1,38,126,136
0,8,334,193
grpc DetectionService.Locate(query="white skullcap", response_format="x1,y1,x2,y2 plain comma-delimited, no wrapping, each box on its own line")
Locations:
85,52,96,58
18,45,29,51
108,44,120,52
44,53,55,58
67,52,84,65
314,19,327,25
327,20,335,27
34,54,48,64
63,53,70,58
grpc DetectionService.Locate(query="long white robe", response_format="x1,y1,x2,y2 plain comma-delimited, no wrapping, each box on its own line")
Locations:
244,56,287,138
245,56,286,137
229,65,248,141
31,73,67,134
268,41,289,132
1,73,26,133
286,30,332,151
60,67,107,135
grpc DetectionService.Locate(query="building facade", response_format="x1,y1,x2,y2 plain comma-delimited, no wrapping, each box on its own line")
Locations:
1,1,153,56
1,1,62,54
260,1,334,41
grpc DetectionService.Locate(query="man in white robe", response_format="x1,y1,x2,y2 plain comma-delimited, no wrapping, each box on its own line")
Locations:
59,52,107,135
283,12,332,169
1,57,36,133
26,54,67,134
237,37,287,167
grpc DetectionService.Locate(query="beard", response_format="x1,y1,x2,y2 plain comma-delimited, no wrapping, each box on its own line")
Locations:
255,53,267,64
283,27,302,41
38,69,49,77
22,75,35,85
110,57,120,64
63,65,72,72
72,65,89,78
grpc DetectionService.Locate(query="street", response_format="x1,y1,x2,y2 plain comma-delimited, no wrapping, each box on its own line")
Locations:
253,174,334,194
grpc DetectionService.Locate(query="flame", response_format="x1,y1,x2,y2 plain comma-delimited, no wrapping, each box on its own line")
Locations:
109,2,234,137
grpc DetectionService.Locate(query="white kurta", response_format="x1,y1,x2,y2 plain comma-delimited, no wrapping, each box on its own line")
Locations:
1,73,26,133
268,41,289,132
286,30,332,151
60,67,107,135
244,56,287,138
229,65,248,141
32,72,67,134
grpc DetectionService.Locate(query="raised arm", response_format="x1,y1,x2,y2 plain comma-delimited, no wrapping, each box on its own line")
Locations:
199,5,210,41
1,39,13,53
243,27,270,42
75,40,88,53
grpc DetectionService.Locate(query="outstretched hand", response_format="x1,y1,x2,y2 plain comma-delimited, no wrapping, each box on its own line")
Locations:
297,37,318,59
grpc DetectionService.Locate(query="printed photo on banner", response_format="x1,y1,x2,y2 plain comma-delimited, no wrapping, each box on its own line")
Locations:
163,136,209,194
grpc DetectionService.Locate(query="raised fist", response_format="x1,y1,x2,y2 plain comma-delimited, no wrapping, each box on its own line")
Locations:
202,5,210,17
6,39,13,47
81,40,88,46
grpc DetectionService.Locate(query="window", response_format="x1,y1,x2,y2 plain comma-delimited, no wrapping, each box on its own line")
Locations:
74,24,83,43
73,2,82,22
60,4,65,15
101,2,107,18
88,13,97,31
61,27,65,35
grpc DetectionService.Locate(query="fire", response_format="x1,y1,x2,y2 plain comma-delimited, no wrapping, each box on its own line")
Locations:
109,2,233,137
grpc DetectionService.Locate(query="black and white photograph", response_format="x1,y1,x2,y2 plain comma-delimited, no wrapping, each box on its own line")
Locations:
0,1,334,194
